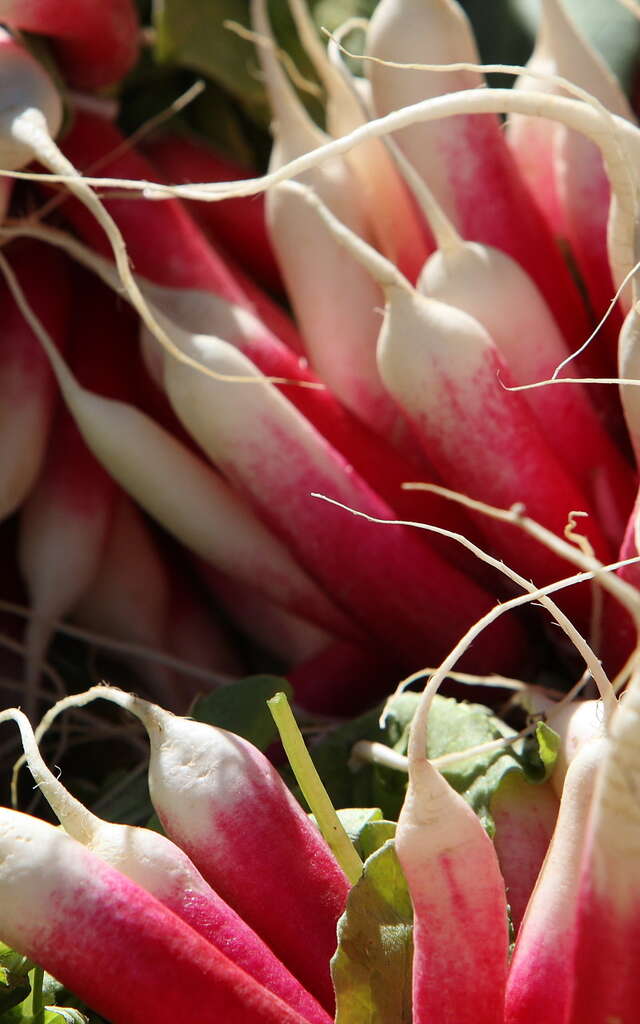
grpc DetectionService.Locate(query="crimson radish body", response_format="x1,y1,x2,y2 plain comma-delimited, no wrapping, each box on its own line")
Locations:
0,809,313,1024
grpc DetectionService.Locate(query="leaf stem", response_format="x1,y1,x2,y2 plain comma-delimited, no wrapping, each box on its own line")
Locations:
267,692,363,885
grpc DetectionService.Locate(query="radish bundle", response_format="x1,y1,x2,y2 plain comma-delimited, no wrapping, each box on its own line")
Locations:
1,0,640,1017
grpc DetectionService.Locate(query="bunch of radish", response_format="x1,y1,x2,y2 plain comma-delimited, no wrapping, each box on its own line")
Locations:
1,0,640,1016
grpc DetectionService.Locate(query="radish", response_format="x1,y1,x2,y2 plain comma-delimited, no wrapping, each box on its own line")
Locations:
7,216,480,576
416,199,636,547
506,13,567,235
0,807,314,1024
285,0,431,282
0,0,139,88
559,671,640,1020
71,493,175,704
163,87,640,317
539,0,635,349
490,774,560,934
17,270,132,717
143,134,285,296
0,251,356,640
153,315,526,671
363,0,593,349
0,240,70,523
2,707,331,1024
281,179,613,632
395,684,510,1022
251,0,421,457
504,737,606,1022
35,685,352,1010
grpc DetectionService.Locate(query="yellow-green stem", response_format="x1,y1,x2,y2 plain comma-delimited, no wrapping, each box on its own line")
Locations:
267,692,363,885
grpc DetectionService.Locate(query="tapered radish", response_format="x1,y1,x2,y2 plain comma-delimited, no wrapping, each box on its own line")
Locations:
36,686,351,1010
180,87,640,317
418,223,635,546
17,271,133,715
2,708,331,1024
251,0,420,455
561,674,640,1021
286,0,431,282
0,0,139,88
396,692,509,1022
364,0,592,348
540,0,635,348
200,566,333,666
157,319,526,671
280,180,613,632
0,807,313,1024
0,240,70,522
490,774,559,933
506,15,566,234
143,134,284,295
0,253,355,640
71,494,174,702
504,737,606,1022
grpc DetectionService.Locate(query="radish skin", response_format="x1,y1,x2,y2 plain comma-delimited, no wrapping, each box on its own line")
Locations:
396,760,509,1023
0,0,139,88
0,808,313,1024
364,0,593,348
36,687,351,1011
3,709,331,1024
0,254,356,640
0,241,70,522
504,738,606,1023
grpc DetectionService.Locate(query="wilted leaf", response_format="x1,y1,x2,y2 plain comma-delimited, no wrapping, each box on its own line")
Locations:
332,839,413,1024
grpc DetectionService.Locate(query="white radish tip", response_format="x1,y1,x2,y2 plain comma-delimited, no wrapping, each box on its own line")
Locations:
0,31,62,168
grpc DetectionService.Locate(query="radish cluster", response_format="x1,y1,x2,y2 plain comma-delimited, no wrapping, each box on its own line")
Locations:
1,0,640,1019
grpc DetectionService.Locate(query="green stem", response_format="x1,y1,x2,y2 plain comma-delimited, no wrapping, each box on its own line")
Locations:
267,692,363,885
30,965,44,1024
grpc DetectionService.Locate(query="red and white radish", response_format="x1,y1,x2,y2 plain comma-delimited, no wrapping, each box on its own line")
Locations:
2,707,331,1024
35,686,351,1011
0,240,70,523
0,807,314,1024
0,0,139,88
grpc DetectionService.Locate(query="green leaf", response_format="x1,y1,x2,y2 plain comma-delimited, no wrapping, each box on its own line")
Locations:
151,0,379,127
191,674,292,750
331,840,413,1024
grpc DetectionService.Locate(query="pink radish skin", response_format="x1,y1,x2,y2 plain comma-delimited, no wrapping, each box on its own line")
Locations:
0,241,70,522
0,264,356,641
59,112,248,304
3,709,331,1024
46,689,350,1011
0,0,139,88
252,0,421,457
144,135,284,296
286,0,432,283
565,681,640,1022
504,738,606,1023
419,240,636,547
396,757,509,1023
18,272,133,708
72,494,175,701
538,0,635,351
137,279,483,576
281,180,612,630
364,0,592,350
159,329,526,671
490,774,559,933
199,566,334,666
506,16,566,236
0,809,313,1024
288,639,399,716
